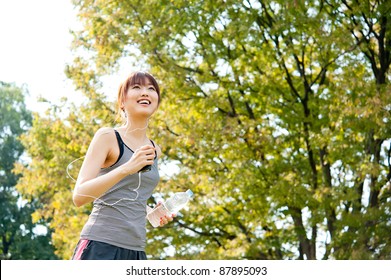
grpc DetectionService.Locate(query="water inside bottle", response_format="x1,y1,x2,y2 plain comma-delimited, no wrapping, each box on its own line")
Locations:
147,203,171,227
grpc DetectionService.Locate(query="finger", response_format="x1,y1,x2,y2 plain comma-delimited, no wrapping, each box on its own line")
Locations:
140,149,156,159
159,216,167,226
166,216,173,222
161,215,173,225
136,147,155,155
139,145,155,151
145,152,155,159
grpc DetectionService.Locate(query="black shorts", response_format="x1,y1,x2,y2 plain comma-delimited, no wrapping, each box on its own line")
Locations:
72,239,147,260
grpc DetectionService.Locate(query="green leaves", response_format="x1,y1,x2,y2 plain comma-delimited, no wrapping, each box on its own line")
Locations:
0,82,58,260
13,0,391,259
68,0,391,259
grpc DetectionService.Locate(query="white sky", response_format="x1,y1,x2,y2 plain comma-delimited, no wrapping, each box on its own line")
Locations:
0,0,137,114
0,0,81,113
0,0,179,174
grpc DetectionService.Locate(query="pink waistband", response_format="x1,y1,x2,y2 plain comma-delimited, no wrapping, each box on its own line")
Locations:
72,239,90,260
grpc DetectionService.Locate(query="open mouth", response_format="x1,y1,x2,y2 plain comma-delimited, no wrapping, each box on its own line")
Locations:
137,99,151,105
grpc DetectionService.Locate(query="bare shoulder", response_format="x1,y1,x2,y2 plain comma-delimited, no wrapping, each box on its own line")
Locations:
88,127,119,168
90,127,117,148
94,127,116,139
95,127,116,136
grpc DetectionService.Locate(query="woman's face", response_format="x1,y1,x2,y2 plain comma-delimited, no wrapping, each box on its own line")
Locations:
123,78,159,117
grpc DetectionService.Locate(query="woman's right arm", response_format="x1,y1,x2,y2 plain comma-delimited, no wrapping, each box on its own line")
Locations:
72,128,155,207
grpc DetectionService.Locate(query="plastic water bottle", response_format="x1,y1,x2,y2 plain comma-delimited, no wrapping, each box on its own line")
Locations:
147,189,194,227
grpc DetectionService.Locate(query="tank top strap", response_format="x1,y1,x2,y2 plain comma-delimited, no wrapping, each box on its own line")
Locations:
113,130,156,159
150,139,157,158
113,130,124,164
114,129,123,144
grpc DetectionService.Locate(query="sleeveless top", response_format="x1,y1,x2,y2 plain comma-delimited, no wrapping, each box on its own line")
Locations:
79,130,160,251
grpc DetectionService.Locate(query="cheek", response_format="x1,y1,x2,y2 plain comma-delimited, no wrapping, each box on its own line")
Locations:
124,91,136,102
153,92,160,103
152,102,159,112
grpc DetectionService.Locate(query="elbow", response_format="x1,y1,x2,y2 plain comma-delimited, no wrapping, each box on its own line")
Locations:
73,191,86,207
73,195,83,208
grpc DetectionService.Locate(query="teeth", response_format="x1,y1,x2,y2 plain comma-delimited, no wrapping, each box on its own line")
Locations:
138,100,150,104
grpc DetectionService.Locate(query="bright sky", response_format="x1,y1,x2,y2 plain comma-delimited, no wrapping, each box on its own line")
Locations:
0,0,82,113
0,0,137,115
0,0,178,175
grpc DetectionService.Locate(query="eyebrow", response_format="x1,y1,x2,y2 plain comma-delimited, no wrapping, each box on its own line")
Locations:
132,83,156,88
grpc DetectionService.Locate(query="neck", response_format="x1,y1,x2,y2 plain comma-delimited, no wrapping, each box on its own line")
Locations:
123,116,149,140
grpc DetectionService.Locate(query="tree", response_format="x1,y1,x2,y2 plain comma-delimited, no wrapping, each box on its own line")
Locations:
14,98,114,259
320,0,391,259
0,82,57,259
17,0,391,259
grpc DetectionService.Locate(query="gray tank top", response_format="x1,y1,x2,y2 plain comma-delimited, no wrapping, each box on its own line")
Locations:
80,130,160,251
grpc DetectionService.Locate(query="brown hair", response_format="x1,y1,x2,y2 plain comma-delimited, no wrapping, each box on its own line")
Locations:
117,71,161,115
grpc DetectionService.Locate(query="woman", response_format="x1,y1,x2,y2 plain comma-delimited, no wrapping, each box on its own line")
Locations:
72,71,172,260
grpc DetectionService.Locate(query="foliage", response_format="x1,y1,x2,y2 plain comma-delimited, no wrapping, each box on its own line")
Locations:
0,82,57,259
17,0,391,259
14,97,116,259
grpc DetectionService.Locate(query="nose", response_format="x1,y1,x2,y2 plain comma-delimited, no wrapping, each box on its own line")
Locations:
141,87,149,96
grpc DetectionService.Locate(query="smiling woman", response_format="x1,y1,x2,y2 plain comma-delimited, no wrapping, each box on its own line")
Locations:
71,71,174,260
117,71,161,120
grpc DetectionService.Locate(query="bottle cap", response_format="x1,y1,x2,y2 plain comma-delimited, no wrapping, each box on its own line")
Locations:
186,189,194,197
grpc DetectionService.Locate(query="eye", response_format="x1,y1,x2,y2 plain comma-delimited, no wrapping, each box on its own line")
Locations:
132,85,141,89
148,86,156,91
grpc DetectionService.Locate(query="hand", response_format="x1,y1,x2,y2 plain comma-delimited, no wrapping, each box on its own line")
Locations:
123,145,155,174
159,213,175,227
154,202,175,227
